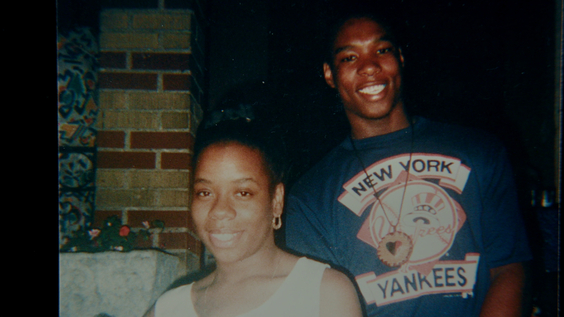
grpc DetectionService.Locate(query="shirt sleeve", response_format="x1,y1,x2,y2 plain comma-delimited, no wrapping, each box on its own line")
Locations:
285,192,341,267
479,144,532,268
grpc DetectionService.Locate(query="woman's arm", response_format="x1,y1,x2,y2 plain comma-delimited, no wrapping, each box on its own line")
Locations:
142,305,155,317
320,269,363,317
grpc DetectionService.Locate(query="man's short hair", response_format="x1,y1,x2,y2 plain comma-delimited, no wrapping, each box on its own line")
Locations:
322,12,404,68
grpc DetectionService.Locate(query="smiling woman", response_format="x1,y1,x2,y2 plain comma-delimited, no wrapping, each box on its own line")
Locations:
143,118,363,317
191,142,283,265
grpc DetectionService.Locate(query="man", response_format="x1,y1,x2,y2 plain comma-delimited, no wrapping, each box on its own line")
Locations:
285,13,531,317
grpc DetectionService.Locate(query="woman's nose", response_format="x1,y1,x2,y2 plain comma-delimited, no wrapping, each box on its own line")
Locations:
209,195,236,220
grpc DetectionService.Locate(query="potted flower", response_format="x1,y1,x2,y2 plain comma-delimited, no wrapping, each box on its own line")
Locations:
60,215,165,253
59,216,184,317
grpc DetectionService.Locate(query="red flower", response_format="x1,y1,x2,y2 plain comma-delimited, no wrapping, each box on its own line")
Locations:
119,225,131,237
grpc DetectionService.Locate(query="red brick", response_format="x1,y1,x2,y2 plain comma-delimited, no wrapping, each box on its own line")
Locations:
187,213,197,233
99,52,127,69
159,232,201,252
97,131,125,148
130,132,193,149
161,152,192,169
132,53,190,71
97,151,156,169
186,233,202,255
99,72,158,90
127,210,189,228
163,74,191,91
92,210,122,228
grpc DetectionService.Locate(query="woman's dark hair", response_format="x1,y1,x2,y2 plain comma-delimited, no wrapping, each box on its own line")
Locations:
193,118,287,192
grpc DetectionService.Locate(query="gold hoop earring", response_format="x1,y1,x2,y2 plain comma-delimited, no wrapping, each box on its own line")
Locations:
272,215,282,230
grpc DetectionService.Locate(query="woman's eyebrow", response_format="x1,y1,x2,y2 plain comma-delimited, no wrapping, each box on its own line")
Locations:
194,178,211,184
194,177,258,185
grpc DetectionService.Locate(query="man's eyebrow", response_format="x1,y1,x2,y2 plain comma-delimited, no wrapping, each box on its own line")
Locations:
379,34,395,43
334,45,353,55
233,177,259,185
333,37,395,56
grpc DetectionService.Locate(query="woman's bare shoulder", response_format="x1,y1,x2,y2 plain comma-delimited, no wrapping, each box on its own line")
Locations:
142,305,155,317
320,268,363,317
320,268,355,291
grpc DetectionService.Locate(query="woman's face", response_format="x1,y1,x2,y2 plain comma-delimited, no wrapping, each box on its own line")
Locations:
191,142,283,263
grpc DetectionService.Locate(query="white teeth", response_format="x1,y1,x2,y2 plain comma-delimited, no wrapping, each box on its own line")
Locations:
212,233,236,241
359,84,385,95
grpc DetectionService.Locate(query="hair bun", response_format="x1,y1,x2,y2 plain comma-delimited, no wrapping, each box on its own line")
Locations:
202,103,256,129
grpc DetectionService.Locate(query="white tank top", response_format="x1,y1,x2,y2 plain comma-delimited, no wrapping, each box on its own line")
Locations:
155,257,329,317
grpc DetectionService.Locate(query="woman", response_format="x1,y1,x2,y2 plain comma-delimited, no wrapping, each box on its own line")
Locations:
144,119,362,317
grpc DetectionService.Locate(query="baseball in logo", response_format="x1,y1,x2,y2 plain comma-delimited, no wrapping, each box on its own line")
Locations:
359,171,466,268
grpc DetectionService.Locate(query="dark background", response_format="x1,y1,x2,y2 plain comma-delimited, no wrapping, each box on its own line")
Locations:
57,0,560,314
204,3,560,315
205,0,559,195
57,0,560,193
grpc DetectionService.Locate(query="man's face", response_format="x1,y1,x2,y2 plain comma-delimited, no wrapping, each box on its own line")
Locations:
324,18,405,126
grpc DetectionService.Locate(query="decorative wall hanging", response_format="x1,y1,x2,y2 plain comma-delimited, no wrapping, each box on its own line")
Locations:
58,27,99,248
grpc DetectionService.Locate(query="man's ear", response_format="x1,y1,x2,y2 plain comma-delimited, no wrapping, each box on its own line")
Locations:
323,63,336,89
398,48,405,67
272,183,285,217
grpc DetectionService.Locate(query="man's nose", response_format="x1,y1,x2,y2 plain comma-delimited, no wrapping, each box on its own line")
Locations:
358,58,382,76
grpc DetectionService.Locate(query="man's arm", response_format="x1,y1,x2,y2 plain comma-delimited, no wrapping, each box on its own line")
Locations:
480,262,529,317
285,194,339,265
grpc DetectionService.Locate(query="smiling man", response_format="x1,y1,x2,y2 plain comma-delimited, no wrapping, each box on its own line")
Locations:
323,17,407,139
285,13,532,317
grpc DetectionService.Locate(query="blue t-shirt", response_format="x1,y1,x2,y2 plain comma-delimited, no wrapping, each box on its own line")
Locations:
285,117,531,316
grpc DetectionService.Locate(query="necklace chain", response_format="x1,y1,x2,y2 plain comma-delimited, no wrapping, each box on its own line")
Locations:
349,121,415,232
270,254,282,279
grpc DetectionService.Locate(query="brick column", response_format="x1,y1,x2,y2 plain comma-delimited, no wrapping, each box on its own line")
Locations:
95,5,205,272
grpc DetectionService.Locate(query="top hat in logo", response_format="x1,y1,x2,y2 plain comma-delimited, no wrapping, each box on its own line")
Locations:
360,172,465,267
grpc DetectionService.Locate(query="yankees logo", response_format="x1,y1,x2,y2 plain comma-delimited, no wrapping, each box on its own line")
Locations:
339,153,479,306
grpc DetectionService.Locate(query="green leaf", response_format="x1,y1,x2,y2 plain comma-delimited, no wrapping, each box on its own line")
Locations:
152,220,165,229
